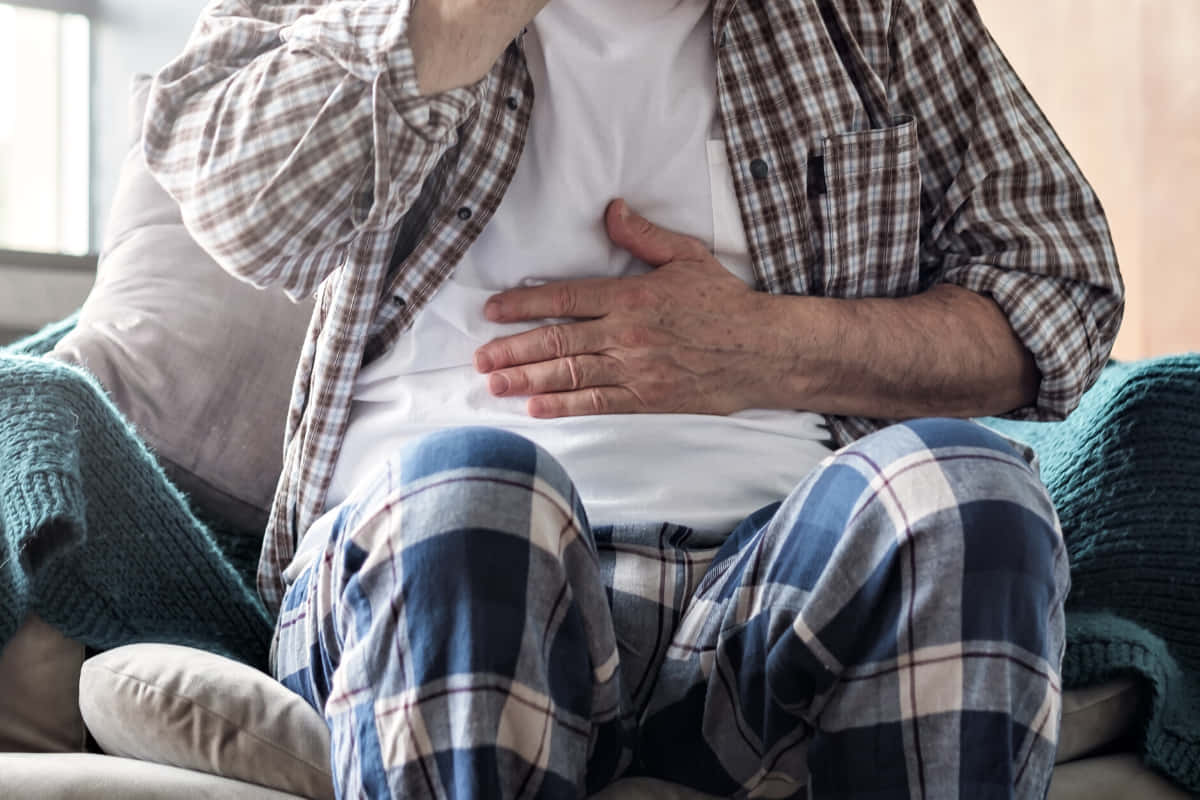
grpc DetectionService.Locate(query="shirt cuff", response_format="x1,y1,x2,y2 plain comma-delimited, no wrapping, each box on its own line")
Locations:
281,0,485,139
939,263,1116,422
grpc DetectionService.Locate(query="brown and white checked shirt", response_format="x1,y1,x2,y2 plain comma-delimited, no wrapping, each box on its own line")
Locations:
144,0,1123,614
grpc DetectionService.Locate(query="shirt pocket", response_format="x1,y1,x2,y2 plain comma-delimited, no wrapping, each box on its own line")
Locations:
815,116,922,298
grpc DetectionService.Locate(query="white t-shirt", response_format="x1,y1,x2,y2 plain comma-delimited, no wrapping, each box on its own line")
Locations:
290,0,833,575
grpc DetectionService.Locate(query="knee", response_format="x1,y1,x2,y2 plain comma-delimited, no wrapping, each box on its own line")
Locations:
394,426,544,481
832,418,1051,516
815,419,1065,595
844,417,1025,466
840,419,1066,652
371,426,586,557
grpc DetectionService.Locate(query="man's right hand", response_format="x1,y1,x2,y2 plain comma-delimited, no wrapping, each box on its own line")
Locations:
410,0,551,94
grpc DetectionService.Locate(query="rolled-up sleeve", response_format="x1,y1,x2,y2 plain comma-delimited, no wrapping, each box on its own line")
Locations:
889,0,1124,420
143,0,484,300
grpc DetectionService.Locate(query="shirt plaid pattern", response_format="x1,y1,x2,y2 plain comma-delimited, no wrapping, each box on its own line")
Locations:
144,0,1123,613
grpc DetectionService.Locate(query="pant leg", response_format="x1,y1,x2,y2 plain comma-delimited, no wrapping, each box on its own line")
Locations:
638,418,1069,800
273,427,635,800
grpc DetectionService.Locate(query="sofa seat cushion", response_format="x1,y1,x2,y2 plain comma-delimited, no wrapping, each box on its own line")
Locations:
1048,754,1192,800
0,752,1186,800
1056,676,1141,764
0,753,304,799
79,645,333,800
78,644,1144,800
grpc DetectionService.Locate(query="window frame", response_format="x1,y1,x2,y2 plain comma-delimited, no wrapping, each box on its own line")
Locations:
1,0,98,273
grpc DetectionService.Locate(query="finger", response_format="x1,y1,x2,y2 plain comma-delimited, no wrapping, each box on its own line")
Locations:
475,320,610,372
528,387,643,418
485,277,622,323
605,198,710,267
487,355,622,397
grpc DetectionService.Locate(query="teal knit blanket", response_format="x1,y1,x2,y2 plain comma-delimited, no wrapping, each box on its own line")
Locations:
1,320,272,668
987,356,1200,793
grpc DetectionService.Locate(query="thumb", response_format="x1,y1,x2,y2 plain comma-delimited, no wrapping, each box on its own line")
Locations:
605,199,708,267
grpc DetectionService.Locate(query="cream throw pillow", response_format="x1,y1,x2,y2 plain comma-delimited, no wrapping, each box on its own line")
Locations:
78,644,333,800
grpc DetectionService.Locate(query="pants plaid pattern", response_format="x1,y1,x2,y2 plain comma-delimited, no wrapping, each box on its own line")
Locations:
273,419,1068,799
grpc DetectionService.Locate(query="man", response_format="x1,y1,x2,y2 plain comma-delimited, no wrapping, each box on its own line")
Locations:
144,0,1123,797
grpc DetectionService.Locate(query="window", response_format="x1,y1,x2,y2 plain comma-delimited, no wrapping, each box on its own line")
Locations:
0,0,93,259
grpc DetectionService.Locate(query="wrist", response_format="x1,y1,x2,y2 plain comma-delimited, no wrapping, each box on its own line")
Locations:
744,292,840,412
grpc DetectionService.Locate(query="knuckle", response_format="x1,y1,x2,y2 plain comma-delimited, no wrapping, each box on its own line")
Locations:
589,387,610,414
633,216,656,239
685,237,710,260
564,356,585,390
621,285,656,310
544,325,570,358
552,285,576,317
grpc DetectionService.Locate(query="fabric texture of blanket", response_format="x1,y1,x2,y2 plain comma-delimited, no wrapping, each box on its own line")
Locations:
1,318,271,668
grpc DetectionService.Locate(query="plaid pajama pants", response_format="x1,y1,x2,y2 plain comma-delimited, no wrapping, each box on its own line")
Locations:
273,419,1068,800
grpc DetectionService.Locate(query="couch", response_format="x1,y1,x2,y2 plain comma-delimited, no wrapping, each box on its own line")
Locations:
0,77,1194,799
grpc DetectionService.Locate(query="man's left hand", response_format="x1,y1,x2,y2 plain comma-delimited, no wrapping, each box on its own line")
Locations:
473,199,773,418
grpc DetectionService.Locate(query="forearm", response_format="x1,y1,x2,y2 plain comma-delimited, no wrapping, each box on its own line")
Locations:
751,284,1040,420
410,0,549,94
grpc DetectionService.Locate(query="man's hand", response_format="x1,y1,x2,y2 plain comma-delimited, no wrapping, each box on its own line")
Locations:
473,200,772,418
474,199,1043,422
410,0,551,94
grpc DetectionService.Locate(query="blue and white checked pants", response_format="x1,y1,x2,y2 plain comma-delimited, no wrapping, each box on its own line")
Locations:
274,419,1068,799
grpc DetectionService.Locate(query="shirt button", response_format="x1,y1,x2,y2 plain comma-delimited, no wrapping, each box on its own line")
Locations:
506,96,520,110
457,207,473,221
750,158,770,180
392,296,406,308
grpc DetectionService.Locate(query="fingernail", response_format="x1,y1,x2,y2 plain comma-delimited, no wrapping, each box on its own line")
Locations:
489,373,510,395
475,351,493,373
618,200,631,221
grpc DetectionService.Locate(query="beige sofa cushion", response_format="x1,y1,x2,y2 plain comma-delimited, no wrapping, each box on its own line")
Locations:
78,645,333,800
0,753,304,799
1056,677,1141,763
1048,753,1191,800
0,615,86,753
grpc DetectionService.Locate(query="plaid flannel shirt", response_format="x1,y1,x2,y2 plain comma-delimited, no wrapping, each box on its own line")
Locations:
144,0,1123,614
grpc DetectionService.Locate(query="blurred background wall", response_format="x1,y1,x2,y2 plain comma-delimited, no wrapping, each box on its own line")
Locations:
976,0,1200,360
2,0,1197,361
0,0,199,341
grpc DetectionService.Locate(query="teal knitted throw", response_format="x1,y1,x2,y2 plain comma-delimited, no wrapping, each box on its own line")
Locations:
987,355,1200,793
1,322,272,668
